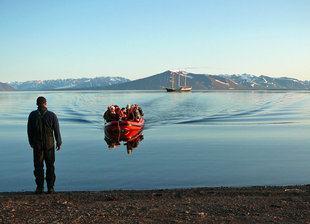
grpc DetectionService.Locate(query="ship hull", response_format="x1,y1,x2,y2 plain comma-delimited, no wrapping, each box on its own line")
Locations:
166,87,192,92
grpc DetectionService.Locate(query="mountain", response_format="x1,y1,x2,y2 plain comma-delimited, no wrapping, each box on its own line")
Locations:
102,71,310,90
102,71,173,90
6,72,310,91
8,76,130,91
0,82,16,91
102,71,248,90
220,73,310,90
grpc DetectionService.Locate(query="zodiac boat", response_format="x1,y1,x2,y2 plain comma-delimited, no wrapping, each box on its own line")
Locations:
104,118,144,141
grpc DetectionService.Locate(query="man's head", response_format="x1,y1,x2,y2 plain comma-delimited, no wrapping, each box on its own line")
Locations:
36,96,47,106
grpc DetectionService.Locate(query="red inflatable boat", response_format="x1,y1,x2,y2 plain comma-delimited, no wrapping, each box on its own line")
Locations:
104,118,144,141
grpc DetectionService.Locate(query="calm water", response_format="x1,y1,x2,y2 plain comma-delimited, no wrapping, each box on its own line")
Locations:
0,90,310,192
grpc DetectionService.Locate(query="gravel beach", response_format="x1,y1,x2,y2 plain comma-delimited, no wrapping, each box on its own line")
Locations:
1,185,310,223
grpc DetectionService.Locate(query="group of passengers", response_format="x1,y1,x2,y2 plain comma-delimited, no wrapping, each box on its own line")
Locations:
103,104,144,122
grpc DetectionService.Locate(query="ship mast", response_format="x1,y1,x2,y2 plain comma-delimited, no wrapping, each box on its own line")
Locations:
169,70,189,89
170,72,175,89
179,71,187,88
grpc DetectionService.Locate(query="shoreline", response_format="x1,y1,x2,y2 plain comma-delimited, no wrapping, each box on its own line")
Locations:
1,185,310,223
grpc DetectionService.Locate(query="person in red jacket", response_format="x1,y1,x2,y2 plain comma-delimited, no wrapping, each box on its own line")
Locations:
119,107,126,120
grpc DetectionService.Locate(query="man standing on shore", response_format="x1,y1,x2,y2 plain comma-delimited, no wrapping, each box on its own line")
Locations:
27,96,62,194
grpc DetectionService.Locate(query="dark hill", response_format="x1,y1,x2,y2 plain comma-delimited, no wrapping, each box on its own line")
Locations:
102,71,172,90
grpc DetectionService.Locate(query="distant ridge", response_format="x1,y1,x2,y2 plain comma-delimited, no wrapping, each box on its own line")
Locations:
102,71,310,90
5,71,310,91
0,82,15,91
8,76,130,91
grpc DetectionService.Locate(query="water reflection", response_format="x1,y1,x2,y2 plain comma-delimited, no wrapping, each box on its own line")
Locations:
104,127,144,154
124,135,144,154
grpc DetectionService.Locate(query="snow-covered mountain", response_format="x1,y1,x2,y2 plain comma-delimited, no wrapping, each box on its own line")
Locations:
8,76,130,90
219,73,310,90
6,72,309,91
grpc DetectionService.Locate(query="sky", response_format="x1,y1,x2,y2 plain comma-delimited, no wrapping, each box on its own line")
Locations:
1,0,310,82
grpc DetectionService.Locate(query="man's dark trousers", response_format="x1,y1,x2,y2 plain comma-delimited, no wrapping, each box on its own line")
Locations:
33,146,56,189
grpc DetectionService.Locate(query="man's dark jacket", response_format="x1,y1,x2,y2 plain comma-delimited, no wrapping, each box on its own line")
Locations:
27,106,62,149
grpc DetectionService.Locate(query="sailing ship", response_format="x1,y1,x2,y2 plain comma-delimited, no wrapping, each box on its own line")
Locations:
164,71,192,92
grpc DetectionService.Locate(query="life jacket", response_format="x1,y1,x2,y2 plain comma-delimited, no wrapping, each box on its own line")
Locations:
128,106,134,115
119,110,126,118
127,106,135,120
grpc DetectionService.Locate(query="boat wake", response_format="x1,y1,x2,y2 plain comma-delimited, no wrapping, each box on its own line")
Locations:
52,90,310,129
142,92,309,127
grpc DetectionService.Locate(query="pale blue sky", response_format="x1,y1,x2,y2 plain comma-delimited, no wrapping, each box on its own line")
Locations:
1,0,310,82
